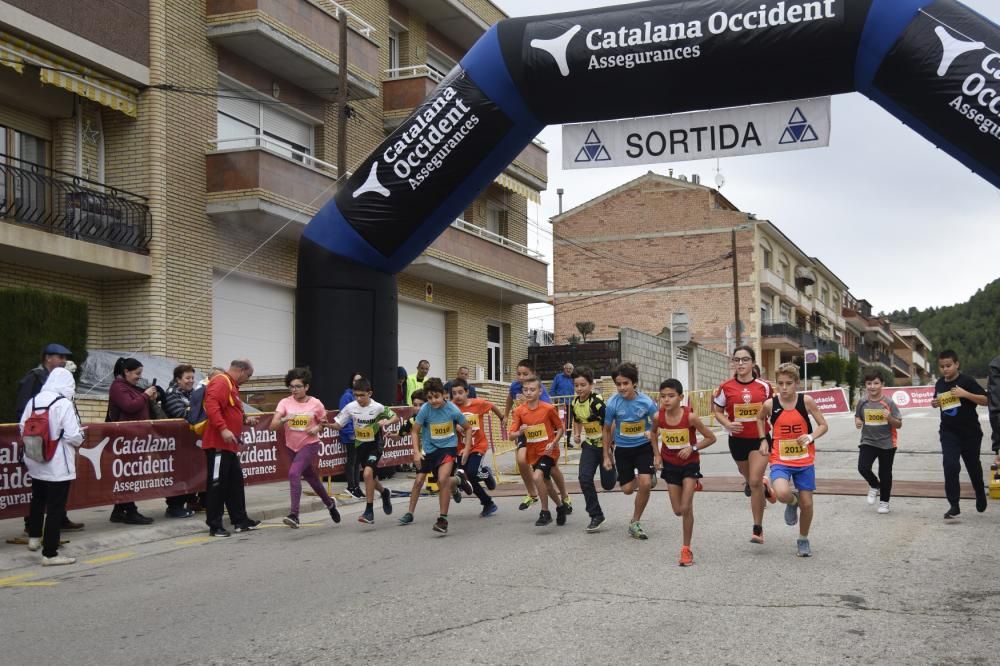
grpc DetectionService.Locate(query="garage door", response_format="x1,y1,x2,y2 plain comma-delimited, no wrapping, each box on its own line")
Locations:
398,300,446,382
212,272,294,376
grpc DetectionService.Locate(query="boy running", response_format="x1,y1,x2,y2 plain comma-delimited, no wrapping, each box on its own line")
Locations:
854,371,903,514
405,378,469,534
651,379,716,566
931,350,989,519
755,363,828,557
508,377,567,527
450,379,502,517
603,362,659,540
330,378,400,525
570,366,614,533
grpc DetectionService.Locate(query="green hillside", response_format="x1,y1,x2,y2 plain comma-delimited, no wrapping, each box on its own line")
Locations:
885,278,1000,378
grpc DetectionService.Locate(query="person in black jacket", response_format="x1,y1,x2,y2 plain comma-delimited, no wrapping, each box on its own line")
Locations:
988,355,1000,465
13,343,84,532
162,363,197,518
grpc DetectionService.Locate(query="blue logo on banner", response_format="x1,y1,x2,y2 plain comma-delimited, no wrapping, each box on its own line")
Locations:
779,108,819,144
575,129,612,163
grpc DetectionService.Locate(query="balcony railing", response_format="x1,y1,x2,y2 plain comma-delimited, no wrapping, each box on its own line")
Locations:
762,322,804,340
451,218,545,260
892,353,910,373
0,154,150,253
384,65,444,82
858,346,892,367
210,136,346,179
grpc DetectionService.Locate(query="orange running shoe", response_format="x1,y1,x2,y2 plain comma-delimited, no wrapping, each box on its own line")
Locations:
679,546,694,566
762,476,777,504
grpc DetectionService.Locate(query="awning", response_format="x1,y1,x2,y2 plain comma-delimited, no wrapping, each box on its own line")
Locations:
0,31,138,117
494,172,541,204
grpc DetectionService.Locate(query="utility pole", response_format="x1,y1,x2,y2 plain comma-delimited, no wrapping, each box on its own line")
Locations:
336,8,349,188
731,227,742,349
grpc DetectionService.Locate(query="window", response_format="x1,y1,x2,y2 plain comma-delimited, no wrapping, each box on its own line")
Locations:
761,302,772,324
217,87,314,162
426,44,457,79
759,241,772,270
487,324,502,381
1,125,51,221
485,203,507,238
388,27,400,74
780,303,792,324
821,285,830,307
779,257,790,283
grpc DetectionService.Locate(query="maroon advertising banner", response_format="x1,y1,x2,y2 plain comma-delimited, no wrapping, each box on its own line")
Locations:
801,388,851,415
0,408,414,520
883,385,936,410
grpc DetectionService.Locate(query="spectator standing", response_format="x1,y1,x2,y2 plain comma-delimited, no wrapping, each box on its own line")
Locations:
106,357,156,525
988,354,1000,466
203,359,260,537
444,366,478,399
340,371,364,498
13,342,84,532
19,367,85,566
550,363,575,398
162,363,197,518
404,359,430,406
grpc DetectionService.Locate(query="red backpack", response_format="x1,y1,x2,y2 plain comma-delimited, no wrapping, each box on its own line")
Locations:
21,397,64,463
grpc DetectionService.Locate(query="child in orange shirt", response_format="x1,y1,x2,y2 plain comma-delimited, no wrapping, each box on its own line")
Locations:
508,377,567,527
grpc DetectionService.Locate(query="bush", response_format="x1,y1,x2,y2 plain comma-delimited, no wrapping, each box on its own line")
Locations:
814,354,846,385
0,288,88,421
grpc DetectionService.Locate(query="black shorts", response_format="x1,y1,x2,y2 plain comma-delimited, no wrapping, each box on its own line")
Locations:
728,437,762,462
532,455,556,480
614,444,654,485
516,434,527,450
418,448,457,475
660,462,703,486
356,440,383,470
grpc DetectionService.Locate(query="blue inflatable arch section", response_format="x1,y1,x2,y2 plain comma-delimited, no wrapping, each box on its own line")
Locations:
297,0,999,403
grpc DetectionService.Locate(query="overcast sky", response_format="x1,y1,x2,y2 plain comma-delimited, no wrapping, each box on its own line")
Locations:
492,0,1000,333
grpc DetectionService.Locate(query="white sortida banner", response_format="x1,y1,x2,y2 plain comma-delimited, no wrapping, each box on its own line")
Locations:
563,97,831,169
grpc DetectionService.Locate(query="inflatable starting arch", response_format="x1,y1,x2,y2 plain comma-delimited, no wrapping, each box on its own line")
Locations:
297,0,999,402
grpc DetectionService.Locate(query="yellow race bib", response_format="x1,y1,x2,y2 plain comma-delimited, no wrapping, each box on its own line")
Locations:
619,421,644,437
288,414,310,431
778,438,808,461
524,424,548,444
355,425,376,442
938,391,961,411
430,422,455,440
734,403,762,421
464,413,480,431
659,429,690,450
864,409,888,425
582,421,603,439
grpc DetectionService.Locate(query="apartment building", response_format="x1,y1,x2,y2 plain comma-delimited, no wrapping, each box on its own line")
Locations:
0,0,548,387
552,171,853,380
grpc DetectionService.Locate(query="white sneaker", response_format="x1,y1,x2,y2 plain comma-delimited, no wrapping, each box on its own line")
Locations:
866,488,878,505
877,501,890,514
42,555,76,566
27,537,41,552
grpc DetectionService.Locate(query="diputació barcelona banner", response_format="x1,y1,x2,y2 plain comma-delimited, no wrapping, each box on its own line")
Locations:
0,408,414,520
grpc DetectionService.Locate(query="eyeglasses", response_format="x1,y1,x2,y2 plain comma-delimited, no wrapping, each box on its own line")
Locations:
733,357,753,364
289,384,305,389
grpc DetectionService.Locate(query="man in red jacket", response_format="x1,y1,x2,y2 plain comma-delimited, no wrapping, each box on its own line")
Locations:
204,359,260,537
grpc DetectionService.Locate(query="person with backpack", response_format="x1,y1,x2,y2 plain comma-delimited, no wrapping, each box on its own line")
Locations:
12,342,85,533
106,357,157,525
19,367,86,566
162,363,198,518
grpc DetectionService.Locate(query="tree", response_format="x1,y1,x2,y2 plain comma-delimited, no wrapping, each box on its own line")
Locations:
566,334,581,345
575,321,595,343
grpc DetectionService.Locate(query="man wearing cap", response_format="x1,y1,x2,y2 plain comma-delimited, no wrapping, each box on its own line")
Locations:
13,343,85,532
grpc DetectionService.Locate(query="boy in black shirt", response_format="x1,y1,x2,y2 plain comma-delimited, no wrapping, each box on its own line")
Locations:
931,350,988,519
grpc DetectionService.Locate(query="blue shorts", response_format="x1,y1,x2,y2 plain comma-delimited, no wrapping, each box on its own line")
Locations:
770,464,816,492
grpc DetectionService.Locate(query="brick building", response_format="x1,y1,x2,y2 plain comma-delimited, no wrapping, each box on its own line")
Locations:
0,0,547,391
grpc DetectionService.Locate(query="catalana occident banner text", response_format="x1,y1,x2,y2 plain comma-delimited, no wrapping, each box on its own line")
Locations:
563,98,831,169
0,408,415,520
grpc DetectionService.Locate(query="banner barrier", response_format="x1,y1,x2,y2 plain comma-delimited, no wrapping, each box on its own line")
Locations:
0,408,414,520
802,388,851,414
884,385,936,409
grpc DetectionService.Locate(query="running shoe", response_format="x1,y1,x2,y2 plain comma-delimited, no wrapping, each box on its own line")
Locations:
750,525,764,544
456,468,474,495
586,516,605,533
481,466,497,491
743,482,752,497
535,510,553,526
381,488,393,515
679,545,694,567
784,492,799,526
358,509,374,524
796,537,811,557
976,491,988,513
451,479,462,504
650,472,658,490
628,521,648,540
944,505,960,520
562,496,573,515
350,487,365,499
762,476,777,504
877,501,890,514
234,519,261,532
283,514,300,529
433,517,448,534
398,512,414,525
518,495,538,511
328,500,341,524
866,487,878,505
556,504,567,526
480,503,498,517
209,527,231,538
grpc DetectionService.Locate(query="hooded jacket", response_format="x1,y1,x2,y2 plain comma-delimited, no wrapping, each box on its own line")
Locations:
19,367,85,482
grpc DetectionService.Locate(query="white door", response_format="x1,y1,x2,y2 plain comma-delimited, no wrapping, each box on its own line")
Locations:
398,300,446,382
212,272,294,376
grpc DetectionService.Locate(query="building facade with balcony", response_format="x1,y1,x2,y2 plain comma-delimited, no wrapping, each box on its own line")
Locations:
551,171,851,381
891,325,934,385
0,0,547,388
